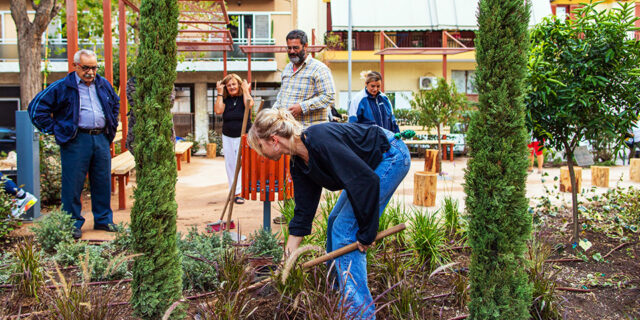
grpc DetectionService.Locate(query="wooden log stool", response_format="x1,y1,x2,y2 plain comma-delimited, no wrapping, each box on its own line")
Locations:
206,143,217,159
424,149,439,173
560,166,582,192
414,171,437,207
630,158,640,182
591,166,609,188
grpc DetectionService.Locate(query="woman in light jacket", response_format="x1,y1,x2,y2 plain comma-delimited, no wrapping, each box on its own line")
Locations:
348,71,399,133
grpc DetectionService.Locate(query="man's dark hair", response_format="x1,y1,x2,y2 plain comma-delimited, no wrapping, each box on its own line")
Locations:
286,29,308,46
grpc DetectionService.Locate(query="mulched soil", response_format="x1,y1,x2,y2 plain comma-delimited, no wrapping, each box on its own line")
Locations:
1,203,638,319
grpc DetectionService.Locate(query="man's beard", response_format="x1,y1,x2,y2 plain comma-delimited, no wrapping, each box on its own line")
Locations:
289,49,306,64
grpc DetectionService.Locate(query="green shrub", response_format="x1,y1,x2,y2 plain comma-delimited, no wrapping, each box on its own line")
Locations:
0,252,15,284
0,185,21,241
277,198,296,243
248,228,284,264
208,129,223,155
408,208,449,271
379,200,410,248
527,235,562,319
111,222,134,253
306,191,339,248
32,207,75,253
177,227,232,291
54,240,88,267
39,135,62,204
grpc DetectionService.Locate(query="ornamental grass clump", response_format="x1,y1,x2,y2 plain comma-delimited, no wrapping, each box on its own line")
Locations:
10,238,44,300
408,208,449,271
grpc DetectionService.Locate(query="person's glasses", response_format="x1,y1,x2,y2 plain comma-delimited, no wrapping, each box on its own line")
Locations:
79,65,98,71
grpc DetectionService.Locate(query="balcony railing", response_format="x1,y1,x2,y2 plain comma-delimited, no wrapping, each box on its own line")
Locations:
0,38,277,62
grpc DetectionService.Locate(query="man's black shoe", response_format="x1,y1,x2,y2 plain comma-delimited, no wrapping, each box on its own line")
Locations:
94,224,117,232
72,228,82,239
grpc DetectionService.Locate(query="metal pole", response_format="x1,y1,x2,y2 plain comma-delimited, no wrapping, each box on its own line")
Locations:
380,31,384,92
263,199,271,231
247,28,252,85
347,0,353,105
15,111,40,220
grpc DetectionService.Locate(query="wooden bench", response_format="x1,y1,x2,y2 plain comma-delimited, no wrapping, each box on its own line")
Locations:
403,140,456,161
111,151,135,210
174,141,194,171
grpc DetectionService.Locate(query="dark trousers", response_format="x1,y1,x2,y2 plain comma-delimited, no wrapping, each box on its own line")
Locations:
60,132,113,229
0,172,19,196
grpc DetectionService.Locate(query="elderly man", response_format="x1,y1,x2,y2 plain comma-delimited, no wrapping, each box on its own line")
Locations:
273,29,336,129
28,49,120,239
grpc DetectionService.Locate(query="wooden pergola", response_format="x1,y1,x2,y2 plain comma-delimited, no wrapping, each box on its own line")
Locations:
374,31,475,91
65,0,234,152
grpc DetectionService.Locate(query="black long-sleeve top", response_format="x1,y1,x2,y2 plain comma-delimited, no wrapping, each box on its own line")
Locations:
288,122,391,245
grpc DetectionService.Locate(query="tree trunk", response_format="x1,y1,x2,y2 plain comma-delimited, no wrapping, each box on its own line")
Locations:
17,34,43,110
436,125,442,175
10,0,61,110
563,142,580,241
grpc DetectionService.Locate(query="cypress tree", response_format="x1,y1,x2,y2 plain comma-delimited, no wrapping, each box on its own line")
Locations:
463,0,532,318
129,0,182,318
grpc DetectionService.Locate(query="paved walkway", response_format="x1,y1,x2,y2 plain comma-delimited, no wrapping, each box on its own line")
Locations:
56,155,640,240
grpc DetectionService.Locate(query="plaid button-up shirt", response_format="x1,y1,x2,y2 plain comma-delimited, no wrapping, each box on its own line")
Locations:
273,55,335,128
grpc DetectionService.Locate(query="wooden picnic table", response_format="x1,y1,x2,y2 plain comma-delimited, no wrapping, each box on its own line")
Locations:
403,140,456,161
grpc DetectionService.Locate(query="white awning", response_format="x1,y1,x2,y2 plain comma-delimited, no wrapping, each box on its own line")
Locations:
331,0,552,31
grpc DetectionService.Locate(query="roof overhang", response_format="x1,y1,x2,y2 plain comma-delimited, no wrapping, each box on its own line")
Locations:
331,0,552,31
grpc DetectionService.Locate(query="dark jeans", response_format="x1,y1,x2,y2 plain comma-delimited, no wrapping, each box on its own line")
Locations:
0,172,19,196
60,132,113,229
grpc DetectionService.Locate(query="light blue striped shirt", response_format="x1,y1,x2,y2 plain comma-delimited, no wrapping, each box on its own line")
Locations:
75,73,105,129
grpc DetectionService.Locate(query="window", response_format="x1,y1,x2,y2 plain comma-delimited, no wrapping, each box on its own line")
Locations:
228,13,272,45
452,70,477,95
555,6,569,22
172,86,192,113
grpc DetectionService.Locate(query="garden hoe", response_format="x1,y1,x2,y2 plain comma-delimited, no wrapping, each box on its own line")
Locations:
246,223,407,292
207,99,256,233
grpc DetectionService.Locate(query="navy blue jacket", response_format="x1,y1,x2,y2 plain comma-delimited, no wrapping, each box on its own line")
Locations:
288,122,390,245
348,88,399,133
28,72,120,145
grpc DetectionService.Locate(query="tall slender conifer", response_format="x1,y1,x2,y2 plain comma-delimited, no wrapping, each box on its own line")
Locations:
130,0,182,317
464,0,532,318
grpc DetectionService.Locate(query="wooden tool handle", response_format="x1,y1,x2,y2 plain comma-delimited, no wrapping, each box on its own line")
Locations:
301,223,406,269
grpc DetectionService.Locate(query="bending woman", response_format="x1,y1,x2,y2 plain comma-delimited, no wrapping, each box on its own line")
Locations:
247,108,410,319
348,71,399,133
214,74,254,204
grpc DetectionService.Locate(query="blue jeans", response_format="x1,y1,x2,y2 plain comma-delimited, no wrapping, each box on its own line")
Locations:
326,130,411,319
60,132,113,229
0,172,19,196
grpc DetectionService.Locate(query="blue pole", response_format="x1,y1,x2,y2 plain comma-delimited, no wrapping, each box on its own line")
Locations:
15,111,41,220
263,199,271,231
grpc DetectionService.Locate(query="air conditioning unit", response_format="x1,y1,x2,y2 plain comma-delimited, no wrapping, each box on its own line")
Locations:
419,76,438,90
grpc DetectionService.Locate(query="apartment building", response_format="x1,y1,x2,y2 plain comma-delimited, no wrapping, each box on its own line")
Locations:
0,0,297,143
305,0,553,110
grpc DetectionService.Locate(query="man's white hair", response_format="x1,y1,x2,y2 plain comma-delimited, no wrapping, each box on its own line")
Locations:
73,49,97,64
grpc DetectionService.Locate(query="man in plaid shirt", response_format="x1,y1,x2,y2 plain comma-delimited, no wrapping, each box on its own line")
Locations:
273,30,336,128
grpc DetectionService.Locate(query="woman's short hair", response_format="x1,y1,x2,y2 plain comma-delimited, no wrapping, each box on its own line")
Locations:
365,71,382,84
221,73,243,99
247,108,303,157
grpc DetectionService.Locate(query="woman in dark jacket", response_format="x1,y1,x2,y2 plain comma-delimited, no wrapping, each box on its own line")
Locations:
247,108,410,319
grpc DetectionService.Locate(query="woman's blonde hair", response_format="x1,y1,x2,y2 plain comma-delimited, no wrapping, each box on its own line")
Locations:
365,71,382,84
247,108,303,157
221,73,243,99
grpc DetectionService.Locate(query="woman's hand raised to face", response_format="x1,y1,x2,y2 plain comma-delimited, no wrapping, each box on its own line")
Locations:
241,79,251,94
216,80,225,95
